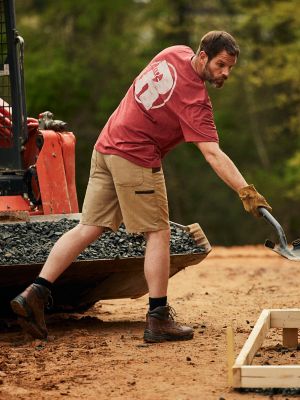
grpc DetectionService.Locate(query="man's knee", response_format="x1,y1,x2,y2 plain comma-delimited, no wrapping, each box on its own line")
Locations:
75,223,104,242
144,228,170,243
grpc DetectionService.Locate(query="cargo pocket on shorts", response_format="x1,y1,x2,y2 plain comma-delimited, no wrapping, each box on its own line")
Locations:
111,156,144,187
133,169,161,227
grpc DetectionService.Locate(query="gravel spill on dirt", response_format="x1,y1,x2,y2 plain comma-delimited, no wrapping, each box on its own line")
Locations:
0,220,203,265
238,387,300,396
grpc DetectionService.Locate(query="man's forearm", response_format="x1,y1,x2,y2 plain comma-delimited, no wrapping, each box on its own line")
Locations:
195,142,272,216
195,142,247,192
205,150,247,191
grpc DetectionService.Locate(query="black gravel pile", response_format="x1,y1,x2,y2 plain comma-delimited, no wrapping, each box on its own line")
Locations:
0,219,204,265
238,387,300,396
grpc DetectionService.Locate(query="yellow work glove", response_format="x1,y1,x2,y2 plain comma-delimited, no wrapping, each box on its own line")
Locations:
238,184,272,217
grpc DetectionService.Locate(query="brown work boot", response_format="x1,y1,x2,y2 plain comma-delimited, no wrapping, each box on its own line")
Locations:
10,283,52,339
143,305,194,343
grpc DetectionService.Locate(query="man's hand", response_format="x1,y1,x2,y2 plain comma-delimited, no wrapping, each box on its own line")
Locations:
238,184,272,217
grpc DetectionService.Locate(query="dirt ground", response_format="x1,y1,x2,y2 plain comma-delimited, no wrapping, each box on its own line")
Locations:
1,246,300,400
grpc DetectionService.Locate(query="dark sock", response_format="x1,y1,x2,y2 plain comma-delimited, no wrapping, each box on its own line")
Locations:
34,277,53,291
149,296,167,311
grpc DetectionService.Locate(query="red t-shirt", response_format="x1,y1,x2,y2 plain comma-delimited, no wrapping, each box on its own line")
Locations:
95,45,219,168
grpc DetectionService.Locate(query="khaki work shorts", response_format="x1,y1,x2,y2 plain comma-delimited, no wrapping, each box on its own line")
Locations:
80,150,170,233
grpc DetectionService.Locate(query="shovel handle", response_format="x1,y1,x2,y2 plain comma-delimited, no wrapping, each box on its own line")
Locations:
258,207,288,248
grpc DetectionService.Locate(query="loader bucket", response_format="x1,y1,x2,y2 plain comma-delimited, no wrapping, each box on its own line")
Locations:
0,214,210,316
259,207,300,261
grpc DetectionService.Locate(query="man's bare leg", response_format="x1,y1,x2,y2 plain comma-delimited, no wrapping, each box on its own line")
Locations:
39,224,104,282
144,228,170,298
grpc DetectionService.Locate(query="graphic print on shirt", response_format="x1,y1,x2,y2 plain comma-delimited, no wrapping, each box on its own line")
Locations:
134,60,177,110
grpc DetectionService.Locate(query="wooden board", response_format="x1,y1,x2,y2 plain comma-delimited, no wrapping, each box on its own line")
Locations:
235,309,270,366
240,366,300,388
271,309,300,328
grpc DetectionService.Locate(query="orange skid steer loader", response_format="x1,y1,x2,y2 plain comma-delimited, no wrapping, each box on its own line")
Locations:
0,0,210,317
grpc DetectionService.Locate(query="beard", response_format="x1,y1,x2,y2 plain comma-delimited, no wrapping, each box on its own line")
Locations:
203,64,226,88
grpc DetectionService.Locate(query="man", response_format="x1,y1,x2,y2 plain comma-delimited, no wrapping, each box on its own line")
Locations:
11,31,271,342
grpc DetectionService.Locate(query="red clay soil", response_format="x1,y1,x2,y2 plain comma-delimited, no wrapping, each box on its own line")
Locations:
1,246,300,400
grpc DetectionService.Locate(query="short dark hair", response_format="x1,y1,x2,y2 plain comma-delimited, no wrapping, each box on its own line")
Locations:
196,31,240,60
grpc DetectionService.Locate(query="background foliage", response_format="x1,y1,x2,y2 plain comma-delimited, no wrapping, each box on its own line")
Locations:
15,0,300,245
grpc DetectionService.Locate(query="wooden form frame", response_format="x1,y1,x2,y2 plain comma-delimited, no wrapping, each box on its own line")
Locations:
232,309,300,388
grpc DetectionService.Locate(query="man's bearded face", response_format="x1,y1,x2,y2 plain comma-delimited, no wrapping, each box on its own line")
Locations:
203,50,237,88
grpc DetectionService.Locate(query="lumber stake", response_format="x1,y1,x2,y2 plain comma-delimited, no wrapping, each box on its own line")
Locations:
226,326,235,386
283,328,298,349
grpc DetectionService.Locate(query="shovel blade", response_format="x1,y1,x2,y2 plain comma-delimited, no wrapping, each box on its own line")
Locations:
265,239,300,261
259,208,300,262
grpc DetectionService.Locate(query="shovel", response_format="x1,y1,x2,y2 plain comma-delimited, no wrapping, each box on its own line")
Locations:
259,207,300,261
